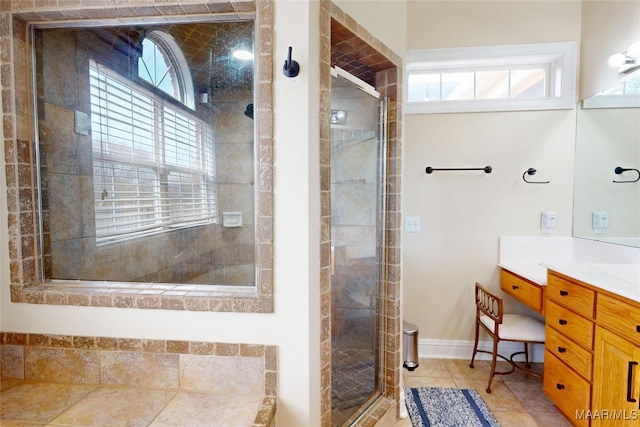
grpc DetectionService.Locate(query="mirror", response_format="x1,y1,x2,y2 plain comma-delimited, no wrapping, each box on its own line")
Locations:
573,75,640,247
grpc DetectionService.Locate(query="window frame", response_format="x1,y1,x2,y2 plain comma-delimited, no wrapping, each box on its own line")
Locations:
138,30,196,110
404,41,577,114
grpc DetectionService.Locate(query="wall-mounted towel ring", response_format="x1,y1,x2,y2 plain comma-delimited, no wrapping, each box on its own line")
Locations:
613,166,640,183
283,46,300,77
522,168,550,184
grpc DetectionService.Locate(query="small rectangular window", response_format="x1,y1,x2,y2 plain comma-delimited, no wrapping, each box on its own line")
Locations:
405,42,577,114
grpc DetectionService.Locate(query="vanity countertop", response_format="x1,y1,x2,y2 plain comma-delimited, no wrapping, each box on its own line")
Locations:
498,263,548,286
500,261,640,303
541,262,640,303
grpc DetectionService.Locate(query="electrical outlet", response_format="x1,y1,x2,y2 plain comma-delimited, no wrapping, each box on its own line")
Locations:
541,211,556,234
405,216,421,233
593,211,608,234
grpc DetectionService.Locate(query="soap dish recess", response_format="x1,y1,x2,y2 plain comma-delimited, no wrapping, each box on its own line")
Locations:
222,211,242,227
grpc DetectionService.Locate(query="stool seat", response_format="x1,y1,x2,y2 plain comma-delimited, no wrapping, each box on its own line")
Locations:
480,314,545,342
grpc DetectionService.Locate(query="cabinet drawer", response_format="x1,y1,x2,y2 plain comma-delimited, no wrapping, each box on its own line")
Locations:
547,273,595,319
597,293,640,347
543,350,591,427
545,325,592,381
500,269,543,314
546,300,594,350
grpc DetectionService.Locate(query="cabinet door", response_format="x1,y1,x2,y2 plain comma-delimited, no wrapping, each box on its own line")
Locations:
593,327,640,427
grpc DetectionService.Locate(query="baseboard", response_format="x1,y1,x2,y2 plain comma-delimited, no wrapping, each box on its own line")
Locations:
417,338,545,363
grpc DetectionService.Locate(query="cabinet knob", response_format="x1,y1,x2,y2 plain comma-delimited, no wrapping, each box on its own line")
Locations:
512,285,519,290
557,347,566,353
636,325,640,333
556,383,565,390
559,290,568,296
559,319,568,326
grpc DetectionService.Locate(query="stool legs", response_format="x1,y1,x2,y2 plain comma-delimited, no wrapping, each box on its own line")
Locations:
469,319,480,369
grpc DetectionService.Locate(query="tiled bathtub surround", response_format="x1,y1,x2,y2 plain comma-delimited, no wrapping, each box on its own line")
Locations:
0,332,276,427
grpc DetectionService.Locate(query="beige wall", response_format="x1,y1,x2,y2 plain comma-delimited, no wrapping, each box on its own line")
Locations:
580,0,640,100
402,1,581,341
407,0,581,49
0,1,322,426
334,0,407,54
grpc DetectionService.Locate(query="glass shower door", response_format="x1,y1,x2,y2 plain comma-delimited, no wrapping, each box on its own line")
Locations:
330,70,386,426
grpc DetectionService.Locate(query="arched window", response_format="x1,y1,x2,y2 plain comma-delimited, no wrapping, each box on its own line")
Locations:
138,30,195,109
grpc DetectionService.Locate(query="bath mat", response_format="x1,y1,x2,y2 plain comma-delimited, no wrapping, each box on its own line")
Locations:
404,387,500,427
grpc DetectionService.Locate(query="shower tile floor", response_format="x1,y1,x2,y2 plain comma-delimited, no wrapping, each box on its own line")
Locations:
331,348,376,427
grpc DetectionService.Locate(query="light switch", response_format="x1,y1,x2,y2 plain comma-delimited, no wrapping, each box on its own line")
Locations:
405,216,421,233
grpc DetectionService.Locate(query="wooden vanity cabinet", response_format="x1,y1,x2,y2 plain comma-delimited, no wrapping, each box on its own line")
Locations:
543,271,640,427
592,327,640,427
500,269,544,314
543,272,594,427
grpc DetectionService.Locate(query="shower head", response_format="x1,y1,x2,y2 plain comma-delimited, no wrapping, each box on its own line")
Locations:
244,103,254,120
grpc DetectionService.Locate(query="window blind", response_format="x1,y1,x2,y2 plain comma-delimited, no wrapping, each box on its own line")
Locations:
90,61,216,244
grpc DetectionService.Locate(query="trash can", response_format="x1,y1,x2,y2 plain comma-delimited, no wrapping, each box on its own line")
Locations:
403,321,419,371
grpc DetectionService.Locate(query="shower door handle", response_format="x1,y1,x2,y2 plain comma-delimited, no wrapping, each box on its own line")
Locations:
331,245,335,276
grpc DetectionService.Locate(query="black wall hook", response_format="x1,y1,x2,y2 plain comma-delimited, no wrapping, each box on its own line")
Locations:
283,46,300,78
613,166,640,183
522,167,550,184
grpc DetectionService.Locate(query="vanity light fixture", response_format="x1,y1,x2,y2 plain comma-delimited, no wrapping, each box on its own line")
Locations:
607,41,640,74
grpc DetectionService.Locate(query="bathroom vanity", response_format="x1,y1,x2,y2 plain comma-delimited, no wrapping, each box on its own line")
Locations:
499,237,640,427
540,267,640,427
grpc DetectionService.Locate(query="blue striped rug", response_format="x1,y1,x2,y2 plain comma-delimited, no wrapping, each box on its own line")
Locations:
404,387,501,427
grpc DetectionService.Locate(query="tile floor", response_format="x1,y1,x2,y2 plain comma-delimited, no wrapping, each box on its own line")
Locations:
2,357,571,426
0,377,262,426
395,358,573,427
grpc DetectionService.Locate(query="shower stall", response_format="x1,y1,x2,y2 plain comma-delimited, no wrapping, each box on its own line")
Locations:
330,68,387,426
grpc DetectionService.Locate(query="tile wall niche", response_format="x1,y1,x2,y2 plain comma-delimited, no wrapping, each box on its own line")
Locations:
0,332,277,426
1,0,274,313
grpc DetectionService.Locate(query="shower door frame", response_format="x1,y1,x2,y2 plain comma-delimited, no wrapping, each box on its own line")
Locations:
329,66,389,425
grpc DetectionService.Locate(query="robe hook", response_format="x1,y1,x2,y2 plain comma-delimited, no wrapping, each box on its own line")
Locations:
283,46,300,78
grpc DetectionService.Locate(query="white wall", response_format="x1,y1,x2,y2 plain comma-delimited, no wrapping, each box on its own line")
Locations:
0,1,322,426
402,1,581,342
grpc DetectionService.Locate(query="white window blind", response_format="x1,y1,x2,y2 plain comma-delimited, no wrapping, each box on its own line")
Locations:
90,61,216,244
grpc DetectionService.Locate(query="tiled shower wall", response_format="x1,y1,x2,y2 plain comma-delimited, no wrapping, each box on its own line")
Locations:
0,332,277,426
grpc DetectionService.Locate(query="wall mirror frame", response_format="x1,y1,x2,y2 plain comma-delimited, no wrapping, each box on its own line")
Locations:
2,0,274,313
573,74,640,248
